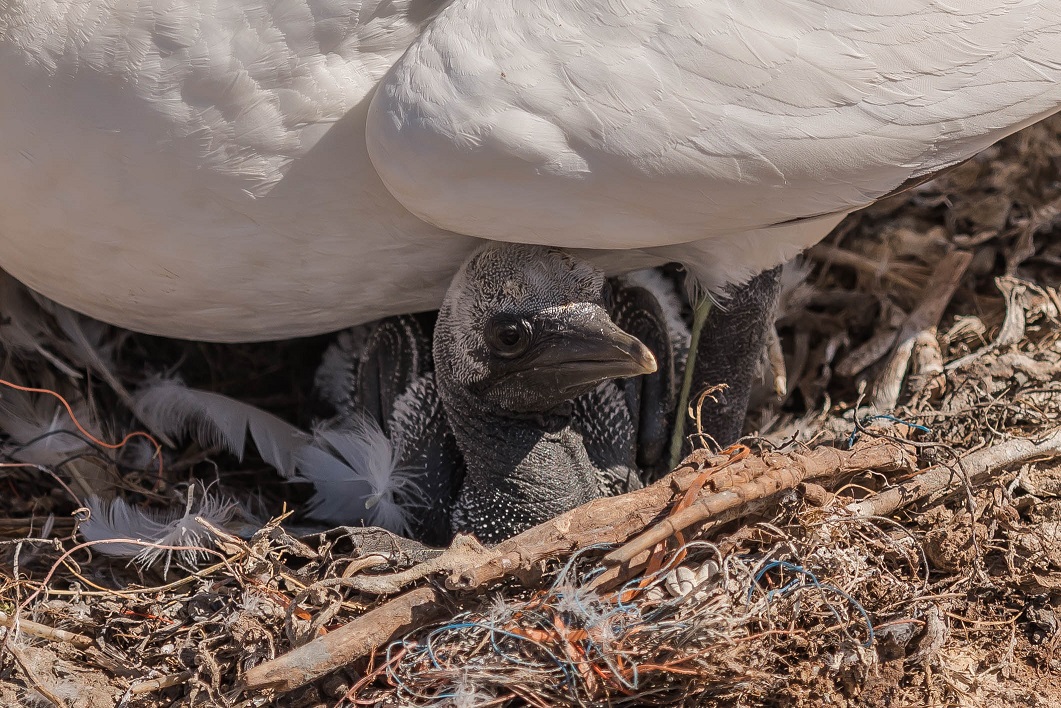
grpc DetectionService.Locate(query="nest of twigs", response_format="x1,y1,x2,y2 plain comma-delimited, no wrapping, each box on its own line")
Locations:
1,115,1059,707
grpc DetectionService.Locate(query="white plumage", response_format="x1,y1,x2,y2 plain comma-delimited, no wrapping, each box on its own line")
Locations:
295,418,425,536
133,376,309,477
0,0,1058,340
132,376,424,535
80,485,239,575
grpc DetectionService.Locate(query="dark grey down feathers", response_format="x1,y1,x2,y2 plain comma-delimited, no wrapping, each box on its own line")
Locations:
316,244,687,545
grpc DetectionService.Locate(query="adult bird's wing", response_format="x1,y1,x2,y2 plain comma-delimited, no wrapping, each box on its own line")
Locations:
0,0,477,340
2,1,1059,339
368,0,1061,289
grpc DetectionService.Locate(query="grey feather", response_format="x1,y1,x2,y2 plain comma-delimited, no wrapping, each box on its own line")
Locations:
134,377,308,478
0,383,99,466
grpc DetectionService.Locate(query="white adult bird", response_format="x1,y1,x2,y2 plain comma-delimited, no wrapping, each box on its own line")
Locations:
1,0,1059,344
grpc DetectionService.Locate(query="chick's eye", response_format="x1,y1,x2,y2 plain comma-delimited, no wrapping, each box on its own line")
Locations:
486,317,532,357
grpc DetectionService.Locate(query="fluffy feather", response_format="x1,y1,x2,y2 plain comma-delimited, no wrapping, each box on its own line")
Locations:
80,487,238,577
313,328,368,413
0,384,99,467
432,675,499,708
133,377,308,478
295,418,424,536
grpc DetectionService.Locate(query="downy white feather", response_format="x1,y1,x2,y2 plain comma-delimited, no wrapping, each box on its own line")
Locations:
80,486,238,576
295,418,423,536
134,377,308,478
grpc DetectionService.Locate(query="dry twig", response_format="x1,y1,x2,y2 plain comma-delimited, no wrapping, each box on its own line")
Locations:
870,250,972,411
848,426,1061,517
243,585,443,693
244,440,914,698
607,440,912,565
0,610,93,650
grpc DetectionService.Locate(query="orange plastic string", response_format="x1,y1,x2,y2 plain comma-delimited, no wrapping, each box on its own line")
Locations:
0,377,164,483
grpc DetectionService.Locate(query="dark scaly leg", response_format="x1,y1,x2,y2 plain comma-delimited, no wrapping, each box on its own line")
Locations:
687,265,783,450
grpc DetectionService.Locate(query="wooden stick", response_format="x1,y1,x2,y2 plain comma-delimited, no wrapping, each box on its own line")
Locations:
870,250,972,412
848,427,1061,517
0,610,93,650
242,585,442,693
606,441,912,565
243,441,915,695
129,671,193,695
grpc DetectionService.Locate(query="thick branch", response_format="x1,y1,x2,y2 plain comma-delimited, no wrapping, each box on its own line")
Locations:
242,441,913,696
0,610,93,650
242,586,442,693
606,441,913,565
848,427,1061,517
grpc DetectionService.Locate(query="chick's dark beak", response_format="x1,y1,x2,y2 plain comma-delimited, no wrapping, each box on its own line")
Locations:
512,305,657,394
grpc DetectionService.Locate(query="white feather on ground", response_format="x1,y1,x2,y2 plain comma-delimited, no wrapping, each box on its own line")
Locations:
0,384,99,466
80,486,237,577
295,418,423,537
133,377,308,478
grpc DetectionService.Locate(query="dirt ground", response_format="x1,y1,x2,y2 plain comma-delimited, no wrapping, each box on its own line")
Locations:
0,115,1059,707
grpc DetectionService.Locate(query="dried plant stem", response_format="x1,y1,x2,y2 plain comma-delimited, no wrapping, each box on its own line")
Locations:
129,671,193,695
244,440,915,698
242,585,443,693
0,611,93,650
870,250,972,411
848,427,1061,517
669,296,713,469
808,243,923,292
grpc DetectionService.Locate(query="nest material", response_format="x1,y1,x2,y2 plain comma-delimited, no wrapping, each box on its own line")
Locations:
0,115,1059,707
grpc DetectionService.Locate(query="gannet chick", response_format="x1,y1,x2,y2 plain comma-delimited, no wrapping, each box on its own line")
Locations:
433,244,664,543
313,247,683,543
